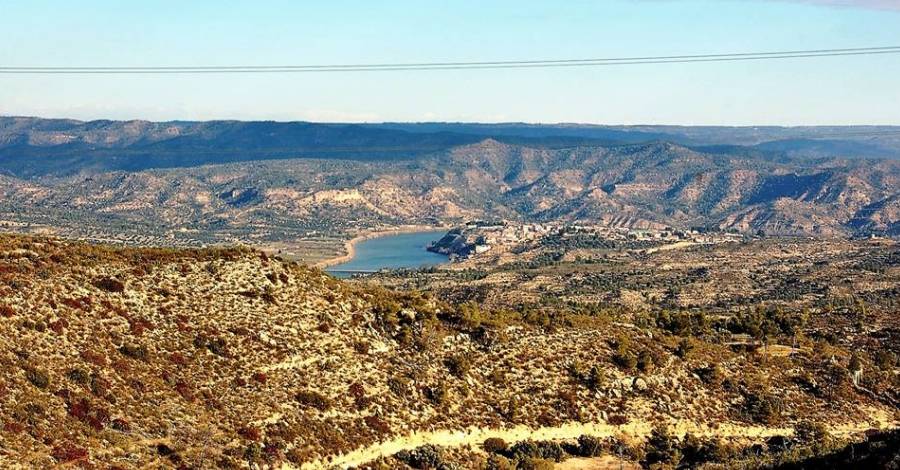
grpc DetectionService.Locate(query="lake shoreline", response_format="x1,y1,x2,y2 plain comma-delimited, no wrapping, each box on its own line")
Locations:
313,225,450,269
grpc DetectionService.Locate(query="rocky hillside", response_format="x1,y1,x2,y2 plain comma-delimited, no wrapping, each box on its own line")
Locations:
2,140,898,245
0,235,897,468
0,118,899,242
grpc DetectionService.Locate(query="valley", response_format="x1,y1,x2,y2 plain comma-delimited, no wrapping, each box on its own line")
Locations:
0,118,899,261
5,0,900,468
0,117,899,469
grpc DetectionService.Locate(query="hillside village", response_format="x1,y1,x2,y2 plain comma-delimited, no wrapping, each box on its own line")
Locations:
428,222,746,262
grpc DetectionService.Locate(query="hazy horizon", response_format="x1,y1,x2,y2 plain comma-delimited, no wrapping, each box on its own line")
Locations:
5,114,900,128
3,0,899,126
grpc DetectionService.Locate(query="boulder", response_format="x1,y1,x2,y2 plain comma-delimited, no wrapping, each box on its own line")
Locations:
633,377,649,391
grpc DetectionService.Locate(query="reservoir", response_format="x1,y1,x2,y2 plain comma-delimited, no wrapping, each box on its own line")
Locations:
326,230,448,277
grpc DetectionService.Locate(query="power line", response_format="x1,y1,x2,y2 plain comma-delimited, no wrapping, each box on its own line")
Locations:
4,46,900,70
1,46,898,74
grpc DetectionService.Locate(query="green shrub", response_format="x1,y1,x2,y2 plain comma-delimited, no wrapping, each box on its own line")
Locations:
874,351,898,370
794,420,831,445
678,433,735,465
637,349,655,372
643,426,681,467
696,365,723,386
612,337,638,370
585,365,605,391
575,435,606,457
613,352,637,370
655,310,709,336
848,352,864,373
394,444,444,469
67,368,90,385
387,376,410,396
485,454,514,470
504,440,566,462
500,398,520,420
742,390,783,425
424,383,449,406
675,338,695,359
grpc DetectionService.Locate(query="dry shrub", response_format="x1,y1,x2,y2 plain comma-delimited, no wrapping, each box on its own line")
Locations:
364,415,391,435
81,349,108,366
295,390,333,411
0,304,15,317
95,277,126,293
51,443,88,463
483,437,508,454
24,367,50,389
238,426,262,441
174,381,194,402
608,414,628,426
119,344,149,361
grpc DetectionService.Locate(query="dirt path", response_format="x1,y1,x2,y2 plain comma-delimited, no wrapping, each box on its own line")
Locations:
293,412,896,470
295,421,784,469
555,456,641,470
641,241,699,255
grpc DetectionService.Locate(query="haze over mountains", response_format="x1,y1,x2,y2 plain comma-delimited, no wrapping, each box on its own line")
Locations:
2,117,900,176
0,116,898,243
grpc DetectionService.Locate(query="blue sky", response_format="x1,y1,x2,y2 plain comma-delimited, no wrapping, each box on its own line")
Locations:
1,0,899,124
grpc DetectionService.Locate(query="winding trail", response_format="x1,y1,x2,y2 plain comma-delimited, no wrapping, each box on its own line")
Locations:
293,412,897,470
296,421,782,469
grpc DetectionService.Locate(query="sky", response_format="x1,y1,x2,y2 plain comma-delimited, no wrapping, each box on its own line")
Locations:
1,0,899,125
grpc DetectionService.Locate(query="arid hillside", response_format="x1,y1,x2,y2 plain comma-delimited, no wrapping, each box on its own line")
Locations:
1,139,899,259
0,235,897,468
0,117,899,253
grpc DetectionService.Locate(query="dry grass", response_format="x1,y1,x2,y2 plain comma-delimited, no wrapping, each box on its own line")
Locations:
0,233,896,469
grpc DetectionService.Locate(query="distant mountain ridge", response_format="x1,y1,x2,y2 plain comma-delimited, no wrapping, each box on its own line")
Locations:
1,116,899,177
0,116,898,240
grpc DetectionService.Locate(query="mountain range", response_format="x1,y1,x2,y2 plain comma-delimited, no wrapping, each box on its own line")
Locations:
0,116,898,242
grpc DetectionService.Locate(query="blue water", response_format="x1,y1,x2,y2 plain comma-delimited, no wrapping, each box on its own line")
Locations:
326,230,448,278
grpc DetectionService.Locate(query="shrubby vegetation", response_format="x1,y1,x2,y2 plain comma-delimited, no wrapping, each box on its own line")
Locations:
725,306,806,341
741,389,784,425
394,445,459,469
470,433,744,470
295,390,333,411
1,233,896,468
